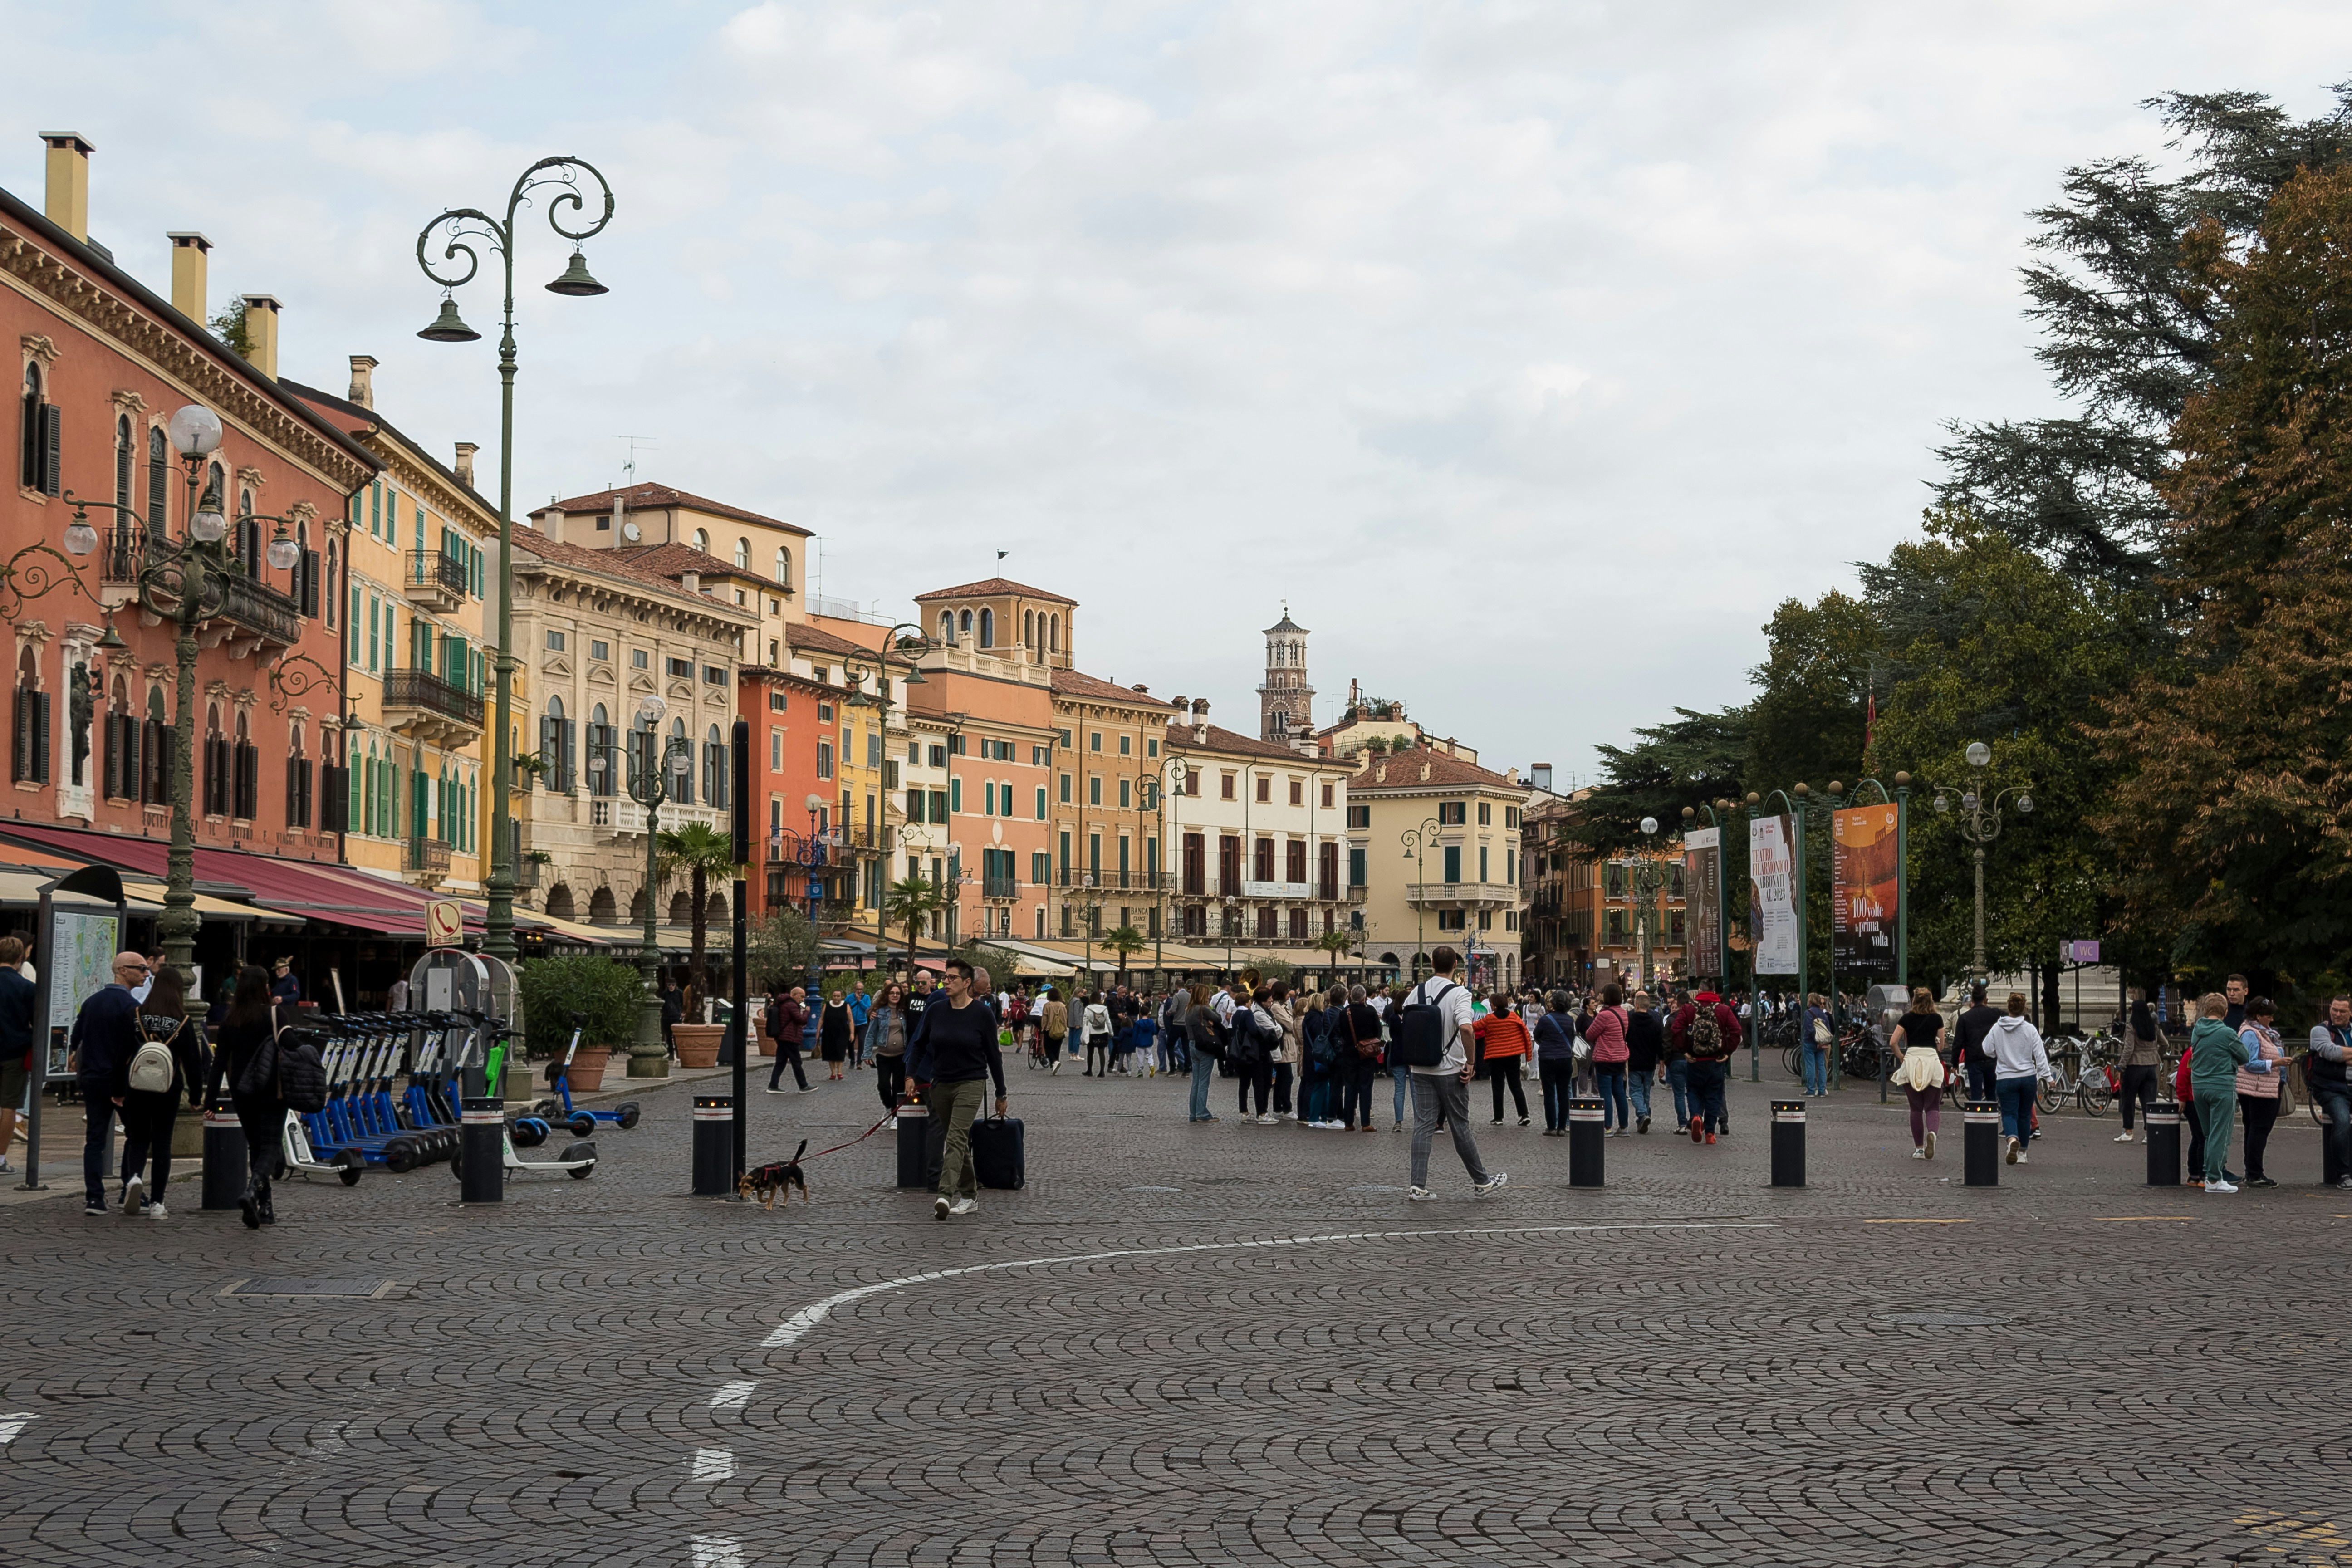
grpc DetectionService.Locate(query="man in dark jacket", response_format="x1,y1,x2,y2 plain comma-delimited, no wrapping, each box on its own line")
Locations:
1625,991,1666,1133
71,952,148,1214
0,936,37,1176
1953,983,2002,1102
764,985,810,1093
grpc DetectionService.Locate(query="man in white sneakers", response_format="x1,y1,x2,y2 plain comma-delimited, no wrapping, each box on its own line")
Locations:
1398,946,1506,1202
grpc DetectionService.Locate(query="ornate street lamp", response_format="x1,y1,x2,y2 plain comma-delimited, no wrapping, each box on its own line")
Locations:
1926,741,2034,980
612,692,689,1078
415,156,616,962
841,625,928,974
1627,817,1673,995
1398,815,1440,982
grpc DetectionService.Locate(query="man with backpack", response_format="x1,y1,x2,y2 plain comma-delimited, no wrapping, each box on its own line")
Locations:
1676,988,1741,1145
1396,947,1507,1200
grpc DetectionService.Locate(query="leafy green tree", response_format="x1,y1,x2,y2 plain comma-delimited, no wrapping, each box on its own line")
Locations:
1566,707,1749,858
1743,590,1879,795
746,908,820,995
653,821,738,1012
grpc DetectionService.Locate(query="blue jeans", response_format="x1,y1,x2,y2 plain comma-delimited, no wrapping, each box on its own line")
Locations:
1628,1068,1654,1122
1594,1065,1629,1129
1392,1066,1409,1125
1801,1043,1828,1094
1997,1077,2038,1146
1189,1051,1215,1120
1539,1058,1574,1130
1685,1059,1728,1134
1663,1058,1690,1126
2318,1084,2351,1179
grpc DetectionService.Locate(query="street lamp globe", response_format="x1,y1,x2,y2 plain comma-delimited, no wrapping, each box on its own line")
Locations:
1639,816,1658,836
265,529,300,571
1965,741,1991,768
62,514,97,556
2016,793,2034,814
189,504,227,544
636,694,666,725
1934,793,1950,813
166,405,222,459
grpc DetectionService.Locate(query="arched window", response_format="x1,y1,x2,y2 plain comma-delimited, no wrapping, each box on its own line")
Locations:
734,537,749,570
146,426,168,536
691,527,709,553
938,610,955,645
703,722,726,809
1049,614,1060,652
18,365,40,491
113,414,132,522
959,609,972,637
324,543,338,627
238,488,260,578
1023,610,1034,648
588,702,613,797
669,716,692,804
978,608,993,649
775,546,791,590
202,701,225,816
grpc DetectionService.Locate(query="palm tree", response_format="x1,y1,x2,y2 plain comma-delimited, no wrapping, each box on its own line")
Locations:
653,820,740,1013
1314,926,1360,987
882,875,946,976
1103,924,1147,984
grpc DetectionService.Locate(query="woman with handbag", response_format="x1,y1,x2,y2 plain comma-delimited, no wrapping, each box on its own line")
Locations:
207,963,285,1229
116,964,208,1220
1888,986,1950,1159
1184,983,1223,1122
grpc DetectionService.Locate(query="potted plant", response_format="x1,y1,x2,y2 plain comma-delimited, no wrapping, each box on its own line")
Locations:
515,952,639,1093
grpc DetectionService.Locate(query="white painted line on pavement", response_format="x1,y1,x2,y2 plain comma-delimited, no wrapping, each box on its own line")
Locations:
691,1447,735,1481
760,1220,1776,1351
0,1412,32,1447
707,1381,755,1410
689,1534,744,1568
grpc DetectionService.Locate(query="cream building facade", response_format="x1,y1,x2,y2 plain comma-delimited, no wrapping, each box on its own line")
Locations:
1161,701,1353,963
1345,742,1526,990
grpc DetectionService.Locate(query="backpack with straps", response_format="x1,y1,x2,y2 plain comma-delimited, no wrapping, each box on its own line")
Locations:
127,1017,178,1094
1393,982,1458,1068
1690,1006,1726,1061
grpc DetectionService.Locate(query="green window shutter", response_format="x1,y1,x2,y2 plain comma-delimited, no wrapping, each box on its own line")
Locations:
366,598,379,671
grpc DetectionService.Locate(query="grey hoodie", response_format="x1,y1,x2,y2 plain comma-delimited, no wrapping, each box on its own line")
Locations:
1987,1014,2053,1081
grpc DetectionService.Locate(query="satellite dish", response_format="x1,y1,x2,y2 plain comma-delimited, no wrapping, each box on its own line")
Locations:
621,521,642,542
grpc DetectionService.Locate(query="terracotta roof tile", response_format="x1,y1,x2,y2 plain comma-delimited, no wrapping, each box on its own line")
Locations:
913,576,1075,606
512,531,756,619
786,622,867,658
612,541,778,589
528,481,812,537
1051,668,1172,707
1347,745,1518,791
1163,719,1320,763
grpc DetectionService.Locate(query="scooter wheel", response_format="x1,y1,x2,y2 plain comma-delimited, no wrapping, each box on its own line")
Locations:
568,1162,595,1181
337,1152,364,1187
510,1119,547,1149
616,1103,642,1129
448,1147,463,1180
385,1139,418,1175
566,1114,596,1139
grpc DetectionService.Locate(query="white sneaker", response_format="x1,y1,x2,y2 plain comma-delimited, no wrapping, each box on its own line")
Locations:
949,1196,978,1215
1407,1186,1436,1201
145,1202,168,1220
1911,1147,1926,1159
2015,1150,2029,1165
2113,1131,2136,1142
1473,1171,1509,1197
1258,1114,1279,1126
120,1176,142,1215
1924,1131,1936,1160
934,1195,951,1220
2205,1178,2237,1194
1050,1060,1061,1074
2004,1137,2020,1165
886,1116,899,1130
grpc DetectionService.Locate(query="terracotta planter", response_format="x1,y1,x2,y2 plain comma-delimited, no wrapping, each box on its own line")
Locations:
567,1046,612,1093
672,1024,725,1069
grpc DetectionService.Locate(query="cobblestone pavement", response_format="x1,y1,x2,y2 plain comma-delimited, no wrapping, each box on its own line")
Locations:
4,1056,2346,1568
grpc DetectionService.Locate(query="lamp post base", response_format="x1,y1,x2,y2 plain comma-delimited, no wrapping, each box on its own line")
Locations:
630,993,670,1078
626,1049,671,1079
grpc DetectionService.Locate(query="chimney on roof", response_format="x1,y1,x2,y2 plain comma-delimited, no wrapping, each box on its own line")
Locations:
348,354,377,409
542,506,565,544
1170,695,1186,710
1132,683,1147,694
241,294,281,379
41,132,93,243
1190,697,1208,745
453,441,476,488
681,569,701,597
168,232,211,321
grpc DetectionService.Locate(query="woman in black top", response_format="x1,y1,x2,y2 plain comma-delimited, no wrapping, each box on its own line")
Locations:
206,963,284,1228
118,964,208,1219
1888,988,1950,1159
2115,998,2165,1142
818,990,853,1079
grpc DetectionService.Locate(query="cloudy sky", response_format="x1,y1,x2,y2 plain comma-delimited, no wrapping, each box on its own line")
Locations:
10,3,2350,781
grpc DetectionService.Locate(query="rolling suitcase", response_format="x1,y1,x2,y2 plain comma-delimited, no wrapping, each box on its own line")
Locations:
970,1112,1026,1190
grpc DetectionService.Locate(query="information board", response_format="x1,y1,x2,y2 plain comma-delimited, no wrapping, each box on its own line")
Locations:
45,907,121,1072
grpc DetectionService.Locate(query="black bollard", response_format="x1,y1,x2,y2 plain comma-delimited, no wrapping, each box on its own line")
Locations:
459,1095,504,1204
1566,1097,1605,1187
896,1102,931,1189
201,1093,247,1211
692,1093,734,1196
2144,1100,2181,1186
1963,1100,2000,1187
1770,1098,1806,1187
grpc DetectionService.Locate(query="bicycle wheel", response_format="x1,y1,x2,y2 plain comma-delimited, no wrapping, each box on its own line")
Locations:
2079,1076,2110,1116
1783,1044,1801,1079
2036,1080,2061,1116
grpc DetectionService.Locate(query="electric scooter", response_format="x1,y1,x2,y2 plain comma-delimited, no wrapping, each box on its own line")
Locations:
445,1013,597,1181
545,1011,642,1132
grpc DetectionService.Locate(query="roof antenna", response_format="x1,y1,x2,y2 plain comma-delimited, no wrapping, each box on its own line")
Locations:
613,434,657,489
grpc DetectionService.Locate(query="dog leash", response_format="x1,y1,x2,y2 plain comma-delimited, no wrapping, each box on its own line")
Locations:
799,1112,893,1163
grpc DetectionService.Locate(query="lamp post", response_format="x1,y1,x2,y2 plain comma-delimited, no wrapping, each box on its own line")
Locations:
1926,742,2034,980
611,693,688,1079
842,625,928,975
1221,893,1238,979
1399,815,1439,982
415,156,616,963
1627,816,1671,994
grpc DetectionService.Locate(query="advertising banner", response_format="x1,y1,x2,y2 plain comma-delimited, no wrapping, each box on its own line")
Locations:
1832,804,1900,979
1749,814,1798,975
1683,827,1722,981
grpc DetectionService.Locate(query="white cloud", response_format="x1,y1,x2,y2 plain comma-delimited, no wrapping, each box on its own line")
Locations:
6,0,2352,777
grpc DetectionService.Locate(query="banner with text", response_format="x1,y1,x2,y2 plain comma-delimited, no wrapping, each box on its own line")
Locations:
1683,827,1722,980
1832,803,1900,979
1749,814,1798,975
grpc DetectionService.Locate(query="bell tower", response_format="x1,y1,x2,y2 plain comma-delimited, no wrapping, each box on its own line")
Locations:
1258,606,1313,744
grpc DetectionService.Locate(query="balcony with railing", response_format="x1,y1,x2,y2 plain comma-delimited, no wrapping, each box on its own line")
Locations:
406,836,451,881
115,534,304,655
383,668,483,745
1405,880,1519,910
405,549,468,612
982,875,1019,901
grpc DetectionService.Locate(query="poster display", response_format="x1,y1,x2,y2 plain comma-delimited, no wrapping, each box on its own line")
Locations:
1683,827,1722,981
44,907,121,1073
1749,814,1798,975
1831,804,1900,978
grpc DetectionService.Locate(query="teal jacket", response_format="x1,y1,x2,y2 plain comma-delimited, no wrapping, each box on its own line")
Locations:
2188,1017,2249,1091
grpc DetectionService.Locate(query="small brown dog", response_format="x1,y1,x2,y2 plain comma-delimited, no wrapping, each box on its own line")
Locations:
740,1140,809,1208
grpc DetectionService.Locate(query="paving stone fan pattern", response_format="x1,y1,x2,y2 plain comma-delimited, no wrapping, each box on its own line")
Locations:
2,1064,2345,1567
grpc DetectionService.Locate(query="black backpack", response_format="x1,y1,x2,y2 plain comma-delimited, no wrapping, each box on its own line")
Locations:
1393,982,1458,1068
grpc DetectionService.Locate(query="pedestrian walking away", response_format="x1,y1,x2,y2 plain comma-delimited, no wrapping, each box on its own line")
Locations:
1988,993,2055,1165
1889,987,1950,1159
1584,984,1632,1132
69,951,147,1215
1660,989,1693,1130
922,958,1009,1218
1398,947,1507,1200
1674,989,1740,1144
2308,995,2352,1190
1801,990,1833,1096
205,964,290,1229
1474,990,1532,1127
2188,992,2249,1193
1624,991,1664,1133
0,936,35,1176
764,986,812,1093
1954,983,2002,1104
116,963,208,1220
1081,993,1112,1077
1534,990,1577,1134
2114,995,2165,1142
